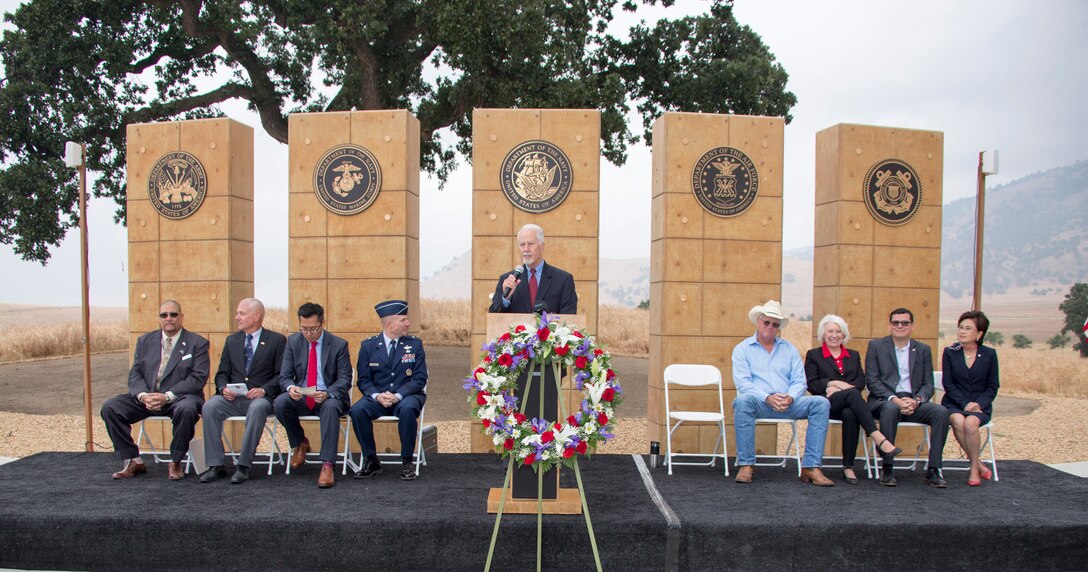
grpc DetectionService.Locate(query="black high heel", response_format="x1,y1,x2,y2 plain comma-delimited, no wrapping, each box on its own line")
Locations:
841,467,859,485
875,437,902,458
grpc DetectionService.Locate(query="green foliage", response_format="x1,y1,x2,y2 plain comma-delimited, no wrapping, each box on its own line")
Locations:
1011,334,1032,349
1047,332,1071,349
637,299,649,310
987,331,1005,346
0,0,796,262
1058,282,1088,357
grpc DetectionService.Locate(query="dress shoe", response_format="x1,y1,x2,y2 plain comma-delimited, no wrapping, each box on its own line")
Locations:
967,477,981,486
199,466,227,483
317,463,335,488
879,468,897,487
231,465,250,484
841,467,859,485
734,465,753,484
290,439,311,470
800,467,835,486
875,437,903,460
980,466,993,481
925,467,948,488
111,460,147,479
354,456,383,479
400,459,417,481
168,461,185,481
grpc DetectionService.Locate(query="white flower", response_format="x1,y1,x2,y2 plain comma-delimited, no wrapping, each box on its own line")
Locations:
584,381,608,405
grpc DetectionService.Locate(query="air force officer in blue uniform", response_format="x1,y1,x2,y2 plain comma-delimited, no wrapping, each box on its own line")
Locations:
349,300,428,481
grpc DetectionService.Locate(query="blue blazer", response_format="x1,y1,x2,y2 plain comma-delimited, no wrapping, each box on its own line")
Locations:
356,333,428,403
941,343,1000,415
488,261,577,314
278,331,353,407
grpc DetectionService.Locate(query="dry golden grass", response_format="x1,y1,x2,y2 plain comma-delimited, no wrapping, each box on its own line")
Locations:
597,305,650,356
0,321,128,364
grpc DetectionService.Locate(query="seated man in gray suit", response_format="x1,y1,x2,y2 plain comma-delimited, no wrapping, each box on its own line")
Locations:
274,302,353,488
101,299,209,480
866,307,950,488
199,298,286,484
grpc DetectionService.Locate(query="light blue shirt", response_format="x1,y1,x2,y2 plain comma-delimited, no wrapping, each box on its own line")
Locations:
732,334,807,401
894,343,911,394
500,260,545,308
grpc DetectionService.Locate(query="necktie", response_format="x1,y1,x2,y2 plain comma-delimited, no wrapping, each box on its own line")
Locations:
157,337,173,385
388,339,397,365
244,334,254,373
305,341,318,409
529,268,538,306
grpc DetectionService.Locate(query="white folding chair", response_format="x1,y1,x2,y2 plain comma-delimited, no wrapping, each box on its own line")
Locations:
223,416,285,476
825,419,874,479
663,364,728,477
286,385,356,475
136,416,193,474
752,418,803,476
374,398,428,478
927,371,1000,480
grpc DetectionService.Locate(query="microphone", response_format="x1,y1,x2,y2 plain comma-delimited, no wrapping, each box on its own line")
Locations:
533,301,548,315
502,266,524,299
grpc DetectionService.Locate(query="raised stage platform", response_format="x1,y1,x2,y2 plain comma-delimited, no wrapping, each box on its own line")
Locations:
1,452,1086,570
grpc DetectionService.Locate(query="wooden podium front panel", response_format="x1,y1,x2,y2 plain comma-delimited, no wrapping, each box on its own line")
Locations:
648,112,784,455
813,123,943,456
470,110,601,452
288,110,420,356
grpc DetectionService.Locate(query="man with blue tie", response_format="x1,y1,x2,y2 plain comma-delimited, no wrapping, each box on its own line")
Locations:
199,298,286,484
274,302,353,488
488,223,577,315
349,300,428,481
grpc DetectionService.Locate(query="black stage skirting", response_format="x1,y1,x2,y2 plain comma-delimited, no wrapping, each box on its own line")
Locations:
1,452,1086,571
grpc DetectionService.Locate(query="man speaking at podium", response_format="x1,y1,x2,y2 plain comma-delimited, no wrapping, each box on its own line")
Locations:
488,223,577,314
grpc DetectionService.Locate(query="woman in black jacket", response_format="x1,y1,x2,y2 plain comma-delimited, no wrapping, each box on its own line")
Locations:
942,310,1000,486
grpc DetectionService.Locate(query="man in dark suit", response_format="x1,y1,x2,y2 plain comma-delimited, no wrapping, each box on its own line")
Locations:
488,223,577,315
101,300,209,480
349,300,428,481
274,302,353,488
866,307,951,488
199,298,286,484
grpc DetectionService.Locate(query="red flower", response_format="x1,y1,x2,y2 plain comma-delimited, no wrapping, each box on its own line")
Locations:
514,412,526,424
474,367,485,378
555,345,570,356
500,332,511,342
593,348,603,356
598,412,609,425
484,355,492,363
482,419,491,428
567,415,578,426
563,447,575,458
523,454,536,466
576,441,587,454
537,328,550,341
476,391,489,405
541,431,554,444
606,369,615,381
497,353,513,367
573,331,584,338
554,422,563,431
602,387,615,402
520,348,529,359
515,324,526,333
503,438,514,450
575,356,588,369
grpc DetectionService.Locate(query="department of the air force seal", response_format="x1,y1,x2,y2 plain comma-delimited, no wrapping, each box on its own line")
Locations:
500,140,572,213
147,151,207,220
313,144,382,215
863,159,922,226
691,147,759,217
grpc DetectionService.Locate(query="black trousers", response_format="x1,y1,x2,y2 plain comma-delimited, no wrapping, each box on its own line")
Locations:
870,399,950,469
827,388,877,467
100,393,202,462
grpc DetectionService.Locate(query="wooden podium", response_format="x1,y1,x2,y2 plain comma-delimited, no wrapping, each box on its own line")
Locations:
485,312,584,515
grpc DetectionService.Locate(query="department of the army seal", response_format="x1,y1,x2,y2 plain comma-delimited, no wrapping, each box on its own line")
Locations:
500,140,572,213
863,158,922,226
313,144,382,215
691,147,759,217
147,151,207,220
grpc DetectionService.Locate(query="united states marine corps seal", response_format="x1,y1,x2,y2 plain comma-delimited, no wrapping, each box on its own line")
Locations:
500,140,572,213
692,147,759,217
313,144,382,215
863,159,922,226
147,151,207,220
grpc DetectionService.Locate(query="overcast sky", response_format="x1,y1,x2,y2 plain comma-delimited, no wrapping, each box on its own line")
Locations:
2,0,1086,307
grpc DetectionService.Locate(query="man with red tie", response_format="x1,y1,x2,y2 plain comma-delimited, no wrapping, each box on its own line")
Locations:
273,302,352,488
488,223,577,315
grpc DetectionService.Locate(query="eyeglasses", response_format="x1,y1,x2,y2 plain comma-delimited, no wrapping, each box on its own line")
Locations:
761,320,781,329
159,312,180,318
299,326,322,334
890,320,912,327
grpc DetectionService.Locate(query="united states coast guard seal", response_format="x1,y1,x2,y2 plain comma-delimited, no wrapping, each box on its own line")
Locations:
500,140,572,213
863,159,922,226
691,147,759,217
147,151,207,220
313,144,382,215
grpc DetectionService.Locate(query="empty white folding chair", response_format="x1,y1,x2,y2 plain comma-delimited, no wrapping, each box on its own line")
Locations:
136,416,192,474
663,364,729,477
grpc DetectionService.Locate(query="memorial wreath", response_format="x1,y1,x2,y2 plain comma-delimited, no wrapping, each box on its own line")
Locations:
465,312,623,473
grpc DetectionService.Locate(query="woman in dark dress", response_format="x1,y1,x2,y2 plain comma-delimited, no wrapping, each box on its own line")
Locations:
805,314,901,484
942,310,1000,486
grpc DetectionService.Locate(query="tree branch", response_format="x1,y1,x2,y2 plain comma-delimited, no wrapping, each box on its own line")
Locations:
124,82,254,124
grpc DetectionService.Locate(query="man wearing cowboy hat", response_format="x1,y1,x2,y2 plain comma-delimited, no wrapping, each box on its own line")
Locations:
349,300,429,481
732,300,834,486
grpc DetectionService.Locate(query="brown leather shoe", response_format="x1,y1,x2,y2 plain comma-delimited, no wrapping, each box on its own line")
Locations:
167,461,185,480
734,465,753,484
317,463,335,488
290,439,311,470
112,460,148,479
800,467,834,487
